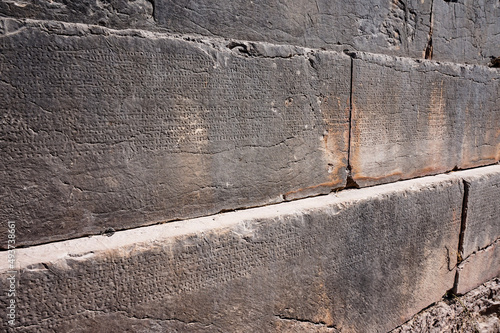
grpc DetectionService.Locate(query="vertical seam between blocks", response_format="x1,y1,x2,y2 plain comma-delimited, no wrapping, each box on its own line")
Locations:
453,179,470,293
347,56,354,173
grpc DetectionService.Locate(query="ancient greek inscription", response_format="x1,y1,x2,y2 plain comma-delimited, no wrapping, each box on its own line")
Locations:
351,56,499,185
0,28,351,245
1,43,338,158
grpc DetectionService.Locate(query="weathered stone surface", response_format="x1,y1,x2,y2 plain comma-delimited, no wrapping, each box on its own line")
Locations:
34,312,339,333
459,165,500,258
432,0,500,66
0,0,433,59
0,173,462,332
452,166,500,295
455,240,500,295
0,19,350,247
350,52,500,187
154,0,432,59
0,0,156,30
391,278,500,333
1,1,498,66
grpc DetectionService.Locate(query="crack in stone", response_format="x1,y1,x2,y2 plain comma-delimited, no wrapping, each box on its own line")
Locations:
347,55,354,172
458,179,470,264
453,179,470,293
460,237,500,264
274,314,338,330
342,50,360,190
424,0,434,59
3,166,498,252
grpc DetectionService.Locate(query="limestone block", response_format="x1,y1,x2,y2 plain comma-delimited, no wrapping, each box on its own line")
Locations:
0,0,433,59
350,52,500,187
0,19,349,247
154,0,432,59
459,165,500,258
0,173,462,332
432,0,500,66
455,240,500,295
1,1,498,66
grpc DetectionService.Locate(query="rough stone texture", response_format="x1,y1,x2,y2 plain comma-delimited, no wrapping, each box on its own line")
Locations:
1,1,499,331
273,318,339,332
391,278,500,333
154,0,433,60
459,165,500,258
0,173,462,332
350,52,500,187
35,313,339,333
0,0,434,60
455,240,500,295
432,0,500,66
451,166,500,295
0,19,349,247
3,1,499,66
0,0,156,30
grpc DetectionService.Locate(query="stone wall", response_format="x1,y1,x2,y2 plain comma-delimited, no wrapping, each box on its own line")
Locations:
0,168,498,332
0,0,499,331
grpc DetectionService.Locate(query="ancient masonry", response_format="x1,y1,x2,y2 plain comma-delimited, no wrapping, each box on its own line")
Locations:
0,0,499,332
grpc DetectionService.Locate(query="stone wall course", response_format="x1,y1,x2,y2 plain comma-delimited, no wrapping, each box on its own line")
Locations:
0,173,463,332
0,19,350,247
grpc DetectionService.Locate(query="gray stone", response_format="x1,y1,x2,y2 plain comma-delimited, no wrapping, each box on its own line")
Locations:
455,240,500,295
0,0,433,59
0,19,349,247
350,52,500,187
0,0,156,30
1,1,498,65
432,0,500,66
154,0,432,59
451,166,500,295
391,278,500,333
459,165,500,259
0,173,462,332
